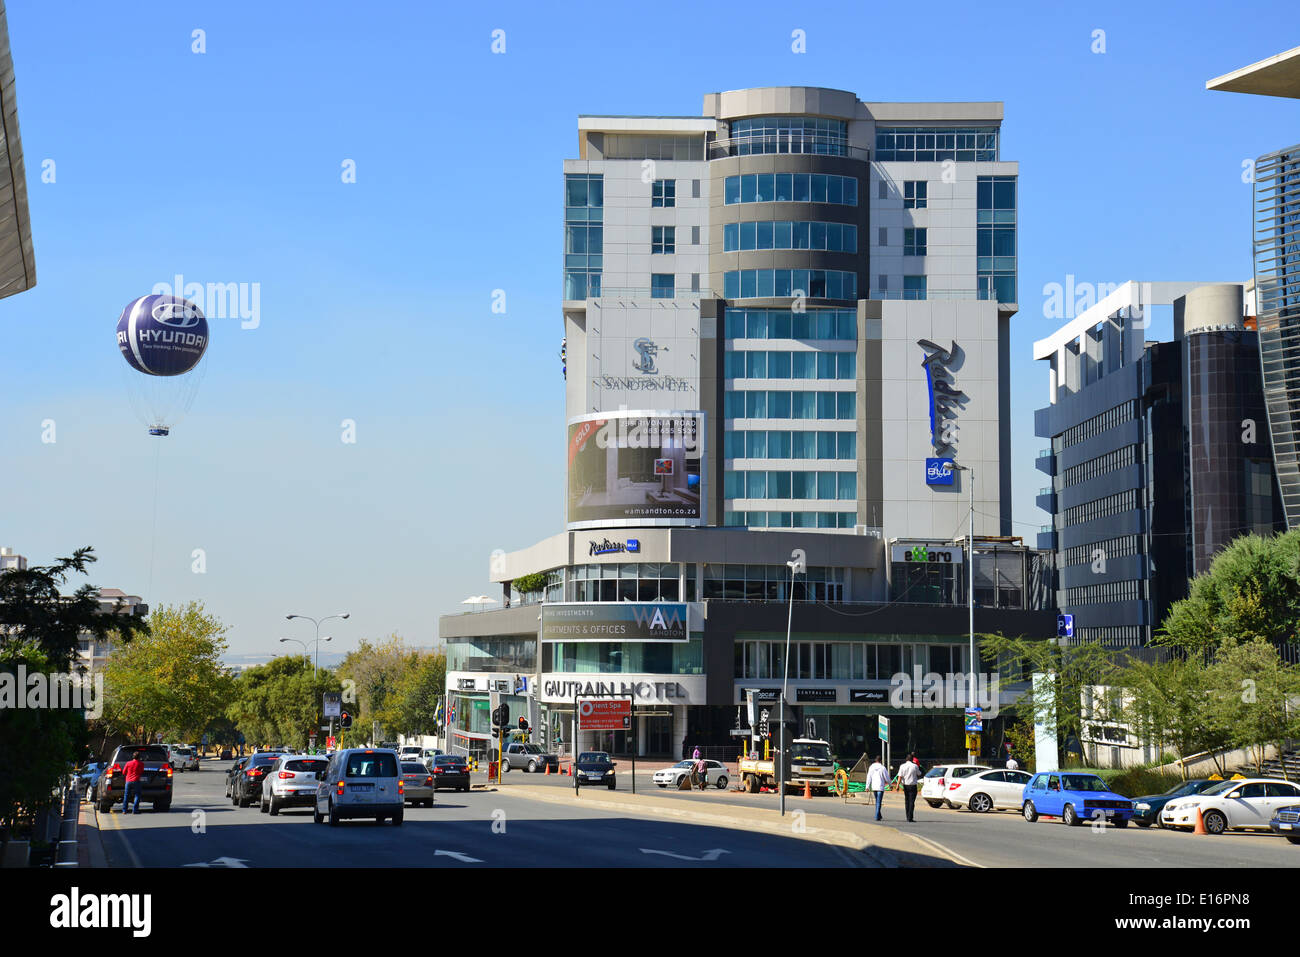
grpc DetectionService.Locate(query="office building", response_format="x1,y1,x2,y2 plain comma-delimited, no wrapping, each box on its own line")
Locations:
444,87,1054,763
1208,46,1300,528
1033,281,1285,646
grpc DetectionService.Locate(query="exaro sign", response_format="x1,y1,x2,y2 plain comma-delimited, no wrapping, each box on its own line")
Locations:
540,602,690,642
919,339,967,457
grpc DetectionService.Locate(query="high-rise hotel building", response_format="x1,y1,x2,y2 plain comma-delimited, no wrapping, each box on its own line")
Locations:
443,88,1053,763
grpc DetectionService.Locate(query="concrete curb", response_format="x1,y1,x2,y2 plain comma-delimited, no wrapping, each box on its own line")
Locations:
78,800,109,868
503,784,966,867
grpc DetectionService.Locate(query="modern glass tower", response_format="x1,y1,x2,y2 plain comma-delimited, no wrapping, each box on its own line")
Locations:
1208,45,1300,527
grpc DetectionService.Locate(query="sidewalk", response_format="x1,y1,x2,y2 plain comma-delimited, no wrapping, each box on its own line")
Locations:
76,799,109,868
505,784,968,867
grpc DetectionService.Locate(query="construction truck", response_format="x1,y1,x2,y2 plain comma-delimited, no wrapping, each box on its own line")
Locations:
738,737,836,794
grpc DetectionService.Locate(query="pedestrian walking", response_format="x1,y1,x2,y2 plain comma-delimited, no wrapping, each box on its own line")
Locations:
897,751,923,822
1006,755,1019,770
122,751,145,814
866,755,889,821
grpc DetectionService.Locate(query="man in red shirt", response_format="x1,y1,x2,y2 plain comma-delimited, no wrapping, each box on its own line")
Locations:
122,752,145,813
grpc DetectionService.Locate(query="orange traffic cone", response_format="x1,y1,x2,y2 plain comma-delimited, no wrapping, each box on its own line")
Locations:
1193,807,1208,835
804,780,812,799
545,762,550,775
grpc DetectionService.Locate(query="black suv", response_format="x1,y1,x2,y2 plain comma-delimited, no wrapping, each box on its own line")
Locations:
231,752,286,807
96,745,174,812
574,751,617,790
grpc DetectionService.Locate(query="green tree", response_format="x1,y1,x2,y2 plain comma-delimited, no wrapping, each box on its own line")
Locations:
0,548,145,838
101,602,233,743
390,650,447,738
1158,531,1300,656
1204,638,1300,777
1119,655,1228,777
512,573,547,600
979,634,1122,766
336,635,418,744
226,657,343,751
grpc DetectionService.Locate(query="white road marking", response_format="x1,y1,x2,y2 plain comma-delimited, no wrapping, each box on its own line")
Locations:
639,848,730,861
433,850,483,863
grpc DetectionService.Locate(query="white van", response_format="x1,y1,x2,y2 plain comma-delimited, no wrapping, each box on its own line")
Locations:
314,748,404,826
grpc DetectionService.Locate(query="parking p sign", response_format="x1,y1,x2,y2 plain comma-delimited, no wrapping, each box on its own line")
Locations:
1057,614,1074,639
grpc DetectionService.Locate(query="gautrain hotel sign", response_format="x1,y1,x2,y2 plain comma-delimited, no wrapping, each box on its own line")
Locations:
540,602,690,642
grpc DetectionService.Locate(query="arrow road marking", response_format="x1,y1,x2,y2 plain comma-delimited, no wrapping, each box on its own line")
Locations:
639,848,730,862
183,857,249,868
433,850,483,863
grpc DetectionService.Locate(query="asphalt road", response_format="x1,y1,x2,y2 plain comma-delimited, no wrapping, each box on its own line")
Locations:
517,766,1300,868
92,761,875,868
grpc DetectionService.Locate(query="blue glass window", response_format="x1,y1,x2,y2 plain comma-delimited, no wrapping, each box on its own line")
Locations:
651,273,675,298
724,471,744,498
746,351,767,378
792,352,815,378
837,432,856,459
903,275,927,300
792,392,816,419
768,351,791,378
817,432,836,458
837,352,856,378
746,391,767,418
769,471,792,499
792,471,817,499
721,173,858,206
746,311,768,338
768,431,791,458
747,471,767,498
838,473,857,500
746,430,768,458
791,431,816,458
652,179,676,207
768,391,791,418
818,472,837,498
816,392,836,419
725,431,746,458
724,391,744,417
837,393,856,419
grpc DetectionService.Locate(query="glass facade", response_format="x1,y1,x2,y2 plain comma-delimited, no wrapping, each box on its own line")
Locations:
723,220,857,253
723,269,857,300
723,351,856,380
703,564,846,601
724,430,856,458
734,639,966,680
725,510,857,529
447,637,536,673
566,562,685,602
564,173,603,299
874,127,998,162
545,639,704,675
724,307,856,340
723,173,858,206
977,175,1017,303
1253,145,1300,528
726,116,848,156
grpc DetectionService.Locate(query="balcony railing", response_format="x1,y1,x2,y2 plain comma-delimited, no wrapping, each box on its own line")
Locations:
708,135,870,162
869,288,980,301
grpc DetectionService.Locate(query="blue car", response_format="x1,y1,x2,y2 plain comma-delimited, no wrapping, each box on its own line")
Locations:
1021,771,1134,827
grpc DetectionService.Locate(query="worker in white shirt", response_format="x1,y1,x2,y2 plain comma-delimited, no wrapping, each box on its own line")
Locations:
866,755,890,821
896,752,923,822
1006,755,1019,771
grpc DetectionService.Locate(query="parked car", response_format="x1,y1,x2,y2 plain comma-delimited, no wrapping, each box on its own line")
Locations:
653,759,729,790
1161,778,1300,834
574,751,617,789
219,748,233,760
231,752,288,807
96,745,174,812
77,762,106,801
429,755,470,792
1131,779,1223,827
398,746,424,763
401,761,435,807
501,743,559,773
314,748,404,825
946,768,1034,812
1268,804,1300,844
1022,771,1134,827
261,755,329,815
921,764,989,808
225,757,249,797
420,748,444,766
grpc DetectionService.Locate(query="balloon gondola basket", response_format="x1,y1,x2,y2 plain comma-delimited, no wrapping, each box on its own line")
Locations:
147,427,170,437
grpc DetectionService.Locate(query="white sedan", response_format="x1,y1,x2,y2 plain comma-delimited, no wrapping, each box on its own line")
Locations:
920,764,990,807
653,760,729,790
945,768,1035,812
1161,778,1300,834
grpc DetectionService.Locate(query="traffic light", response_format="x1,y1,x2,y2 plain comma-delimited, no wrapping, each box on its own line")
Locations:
517,717,529,731
340,711,353,730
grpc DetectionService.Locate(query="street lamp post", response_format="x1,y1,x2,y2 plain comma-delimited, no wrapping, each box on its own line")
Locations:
953,464,976,763
286,612,349,678
780,548,806,818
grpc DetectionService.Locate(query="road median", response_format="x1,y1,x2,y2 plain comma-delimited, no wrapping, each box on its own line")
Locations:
504,784,968,867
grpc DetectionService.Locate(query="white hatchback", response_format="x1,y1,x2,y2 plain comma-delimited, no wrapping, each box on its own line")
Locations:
921,764,990,808
945,768,1035,812
314,748,404,826
262,755,329,815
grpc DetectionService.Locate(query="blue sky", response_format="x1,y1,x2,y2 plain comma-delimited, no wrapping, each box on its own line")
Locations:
2,1,1297,658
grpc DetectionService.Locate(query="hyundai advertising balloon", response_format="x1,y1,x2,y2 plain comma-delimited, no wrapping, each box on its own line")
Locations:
116,294,209,376
116,294,210,435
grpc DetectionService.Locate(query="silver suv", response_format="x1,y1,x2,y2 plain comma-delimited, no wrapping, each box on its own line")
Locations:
501,743,558,773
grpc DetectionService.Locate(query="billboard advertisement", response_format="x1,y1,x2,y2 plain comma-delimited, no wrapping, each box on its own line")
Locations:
567,410,704,528
577,698,632,731
540,602,690,643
